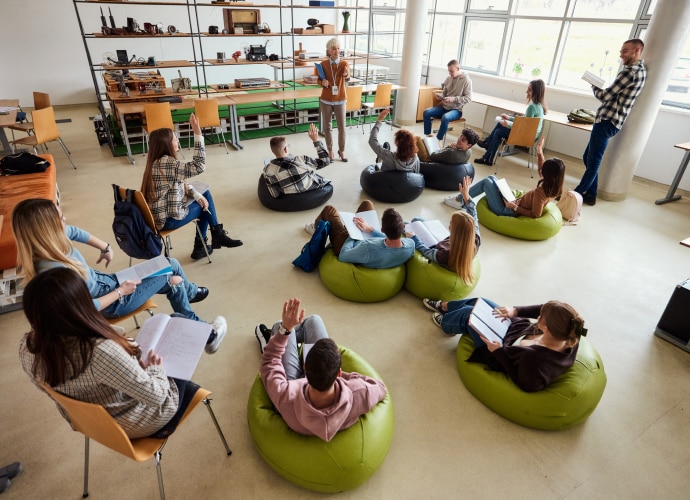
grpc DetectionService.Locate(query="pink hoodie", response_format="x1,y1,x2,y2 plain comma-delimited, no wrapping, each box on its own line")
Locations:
260,333,387,441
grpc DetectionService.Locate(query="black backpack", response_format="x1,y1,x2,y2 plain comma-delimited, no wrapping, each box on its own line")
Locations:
0,152,51,175
112,184,163,260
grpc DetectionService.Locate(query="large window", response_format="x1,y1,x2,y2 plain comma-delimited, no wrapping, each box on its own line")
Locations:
461,19,505,73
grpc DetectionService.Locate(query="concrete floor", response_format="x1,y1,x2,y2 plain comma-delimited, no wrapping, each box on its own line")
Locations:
1,104,689,499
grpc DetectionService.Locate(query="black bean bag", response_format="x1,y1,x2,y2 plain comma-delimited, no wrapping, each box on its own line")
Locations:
420,162,475,191
257,176,334,212
359,165,425,203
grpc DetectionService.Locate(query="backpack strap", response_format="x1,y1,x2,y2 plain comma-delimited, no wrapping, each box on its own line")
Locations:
125,188,135,204
112,183,121,203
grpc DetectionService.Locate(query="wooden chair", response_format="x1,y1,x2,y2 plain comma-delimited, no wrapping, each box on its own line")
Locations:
194,99,229,154
142,102,174,156
39,383,231,500
8,91,53,140
362,83,393,130
345,86,364,133
11,107,76,169
494,116,541,178
116,185,212,264
106,298,158,329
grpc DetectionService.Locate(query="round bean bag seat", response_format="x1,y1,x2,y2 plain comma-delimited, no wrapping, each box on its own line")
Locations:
257,176,334,212
318,248,405,302
420,162,475,191
359,165,425,203
404,250,481,301
456,335,606,430
476,191,562,240
247,346,395,493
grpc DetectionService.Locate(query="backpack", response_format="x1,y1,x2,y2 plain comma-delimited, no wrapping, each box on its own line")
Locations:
292,220,330,272
557,190,583,224
0,152,50,175
567,108,596,124
112,184,163,260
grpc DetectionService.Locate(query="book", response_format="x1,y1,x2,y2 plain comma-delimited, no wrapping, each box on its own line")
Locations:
135,314,211,380
495,178,516,202
467,298,510,344
405,219,450,247
423,136,441,155
339,209,381,240
114,255,172,283
314,62,326,81
582,70,605,89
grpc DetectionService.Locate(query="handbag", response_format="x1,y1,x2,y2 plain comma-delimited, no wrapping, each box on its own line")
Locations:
0,153,50,175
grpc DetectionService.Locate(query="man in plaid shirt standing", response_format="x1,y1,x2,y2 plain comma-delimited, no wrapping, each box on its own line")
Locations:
575,38,646,206
264,123,332,197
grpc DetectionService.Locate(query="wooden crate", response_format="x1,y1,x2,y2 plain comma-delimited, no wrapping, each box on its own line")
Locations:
103,72,166,92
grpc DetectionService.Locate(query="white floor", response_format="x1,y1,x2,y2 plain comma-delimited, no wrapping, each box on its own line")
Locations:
1,104,690,499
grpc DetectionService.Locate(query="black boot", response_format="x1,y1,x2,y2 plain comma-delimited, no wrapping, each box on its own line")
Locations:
211,224,243,249
191,236,213,260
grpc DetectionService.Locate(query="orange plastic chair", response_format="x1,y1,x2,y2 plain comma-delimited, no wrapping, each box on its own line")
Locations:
39,383,231,500
194,99,229,154
115,185,212,264
11,106,76,169
345,86,364,133
106,298,158,329
362,83,393,130
142,102,174,156
495,116,541,178
8,91,53,139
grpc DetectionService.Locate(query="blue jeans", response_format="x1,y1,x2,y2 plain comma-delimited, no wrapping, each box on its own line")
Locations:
162,190,219,238
423,106,462,140
575,120,619,199
469,176,516,217
271,315,329,381
97,257,201,321
481,122,511,163
440,297,499,347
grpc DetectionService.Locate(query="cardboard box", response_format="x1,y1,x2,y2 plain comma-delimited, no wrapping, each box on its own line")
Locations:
317,23,335,34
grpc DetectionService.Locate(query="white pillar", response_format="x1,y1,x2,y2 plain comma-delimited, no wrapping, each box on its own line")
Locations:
599,0,690,201
395,0,429,126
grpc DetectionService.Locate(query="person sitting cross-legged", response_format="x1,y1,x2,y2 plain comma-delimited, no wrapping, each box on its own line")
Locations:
305,200,415,269
264,123,332,197
256,298,387,441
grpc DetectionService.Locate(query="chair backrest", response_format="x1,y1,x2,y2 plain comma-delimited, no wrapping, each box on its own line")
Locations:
39,383,144,460
194,99,221,128
372,83,393,108
33,92,51,111
117,186,159,235
31,106,61,144
345,86,363,112
506,116,541,148
143,102,173,133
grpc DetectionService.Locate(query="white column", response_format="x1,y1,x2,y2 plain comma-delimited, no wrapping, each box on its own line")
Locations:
395,0,429,126
599,0,690,201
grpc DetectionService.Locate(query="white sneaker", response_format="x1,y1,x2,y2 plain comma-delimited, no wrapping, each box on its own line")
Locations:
206,316,227,354
443,194,464,210
304,222,315,235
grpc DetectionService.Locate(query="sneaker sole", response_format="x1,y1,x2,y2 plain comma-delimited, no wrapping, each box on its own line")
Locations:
254,325,268,354
423,300,443,313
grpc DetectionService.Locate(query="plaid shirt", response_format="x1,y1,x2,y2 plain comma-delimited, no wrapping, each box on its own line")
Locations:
20,336,179,439
150,134,206,229
593,60,646,129
263,141,331,198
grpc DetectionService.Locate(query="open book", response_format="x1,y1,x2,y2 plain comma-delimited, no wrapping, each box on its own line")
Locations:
406,219,449,247
468,298,510,344
114,255,172,283
339,209,381,240
495,178,516,202
135,314,211,380
423,136,441,155
582,70,605,89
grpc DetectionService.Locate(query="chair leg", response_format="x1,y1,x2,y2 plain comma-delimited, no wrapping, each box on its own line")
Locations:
203,398,232,456
194,221,212,263
58,139,77,169
164,235,172,257
154,450,166,500
82,436,90,498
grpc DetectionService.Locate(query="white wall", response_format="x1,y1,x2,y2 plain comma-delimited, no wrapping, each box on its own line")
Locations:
2,0,689,191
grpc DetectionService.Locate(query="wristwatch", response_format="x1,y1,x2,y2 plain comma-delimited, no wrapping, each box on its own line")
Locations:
278,325,291,335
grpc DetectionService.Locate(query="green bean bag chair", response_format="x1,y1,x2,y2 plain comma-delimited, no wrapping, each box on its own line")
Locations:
456,335,606,430
247,346,394,493
476,190,562,241
404,250,481,301
318,248,406,302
